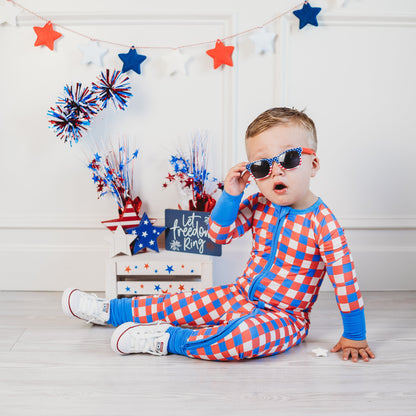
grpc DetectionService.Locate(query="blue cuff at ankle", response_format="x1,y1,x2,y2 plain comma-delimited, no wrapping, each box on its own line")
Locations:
107,298,133,327
166,326,194,356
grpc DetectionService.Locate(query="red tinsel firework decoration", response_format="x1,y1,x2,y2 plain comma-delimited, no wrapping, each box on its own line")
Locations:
47,104,90,145
57,83,99,121
92,69,132,111
164,131,223,212
47,69,132,145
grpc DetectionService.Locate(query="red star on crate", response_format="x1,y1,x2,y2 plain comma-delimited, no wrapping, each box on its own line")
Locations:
102,199,141,232
33,21,62,51
206,39,234,69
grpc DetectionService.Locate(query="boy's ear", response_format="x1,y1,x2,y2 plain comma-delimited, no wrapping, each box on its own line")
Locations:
310,155,320,178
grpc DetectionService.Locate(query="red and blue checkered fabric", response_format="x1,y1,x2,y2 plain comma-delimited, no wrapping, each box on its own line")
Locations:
129,193,363,360
131,283,308,360
208,194,364,320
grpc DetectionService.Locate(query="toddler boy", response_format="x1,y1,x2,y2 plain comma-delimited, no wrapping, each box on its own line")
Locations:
62,107,375,362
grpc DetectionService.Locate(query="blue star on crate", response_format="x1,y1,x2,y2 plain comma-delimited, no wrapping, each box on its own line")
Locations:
293,2,321,29
118,46,147,74
126,212,166,254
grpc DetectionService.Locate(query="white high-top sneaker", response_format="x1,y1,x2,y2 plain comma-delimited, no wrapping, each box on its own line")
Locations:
111,322,172,355
62,288,110,325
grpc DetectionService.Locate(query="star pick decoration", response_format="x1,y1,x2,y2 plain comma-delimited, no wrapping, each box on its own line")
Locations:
249,27,277,54
206,39,235,70
79,40,108,66
118,46,147,75
110,225,137,257
0,0,20,25
126,212,166,254
293,2,322,30
162,49,191,76
102,199,141,232
33,21,62,51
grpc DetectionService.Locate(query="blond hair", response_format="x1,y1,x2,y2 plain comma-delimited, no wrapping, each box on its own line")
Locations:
245,107,317,150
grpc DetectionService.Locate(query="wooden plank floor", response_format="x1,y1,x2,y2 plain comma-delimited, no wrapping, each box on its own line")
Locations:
0,291,415,416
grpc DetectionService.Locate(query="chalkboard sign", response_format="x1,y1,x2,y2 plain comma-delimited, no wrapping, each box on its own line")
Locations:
165,209,222,256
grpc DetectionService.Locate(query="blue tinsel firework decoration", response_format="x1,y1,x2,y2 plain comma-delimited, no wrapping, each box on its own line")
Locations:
47,105,90,145
57,83,99,121
92,69,132,111
48,69,132,145
87,141,139,209
165,132,223,212
47,83,99,145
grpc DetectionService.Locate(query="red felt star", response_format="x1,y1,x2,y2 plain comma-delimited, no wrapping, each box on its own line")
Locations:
206,39,234,69
33,21,62,51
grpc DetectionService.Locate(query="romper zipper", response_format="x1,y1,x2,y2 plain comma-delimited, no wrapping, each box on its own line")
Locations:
182,311,258,351
182,206,290,352
247,206,290,301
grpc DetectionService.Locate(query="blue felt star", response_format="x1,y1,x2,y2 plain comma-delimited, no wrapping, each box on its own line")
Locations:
118,46,147,74
126,212,166,254
293,2,321,29
166,265,174,274
154,284,161,292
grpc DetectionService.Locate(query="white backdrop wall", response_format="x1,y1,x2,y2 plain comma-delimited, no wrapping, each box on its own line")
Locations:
0,0,415,291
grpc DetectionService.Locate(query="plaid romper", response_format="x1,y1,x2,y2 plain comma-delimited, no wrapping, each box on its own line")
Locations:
128,191,366,361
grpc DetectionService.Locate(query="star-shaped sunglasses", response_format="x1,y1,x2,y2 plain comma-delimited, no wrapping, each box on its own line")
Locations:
246,147,315,180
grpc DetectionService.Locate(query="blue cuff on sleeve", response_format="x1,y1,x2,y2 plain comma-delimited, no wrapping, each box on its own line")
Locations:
341,308,366,341
210,190,244,226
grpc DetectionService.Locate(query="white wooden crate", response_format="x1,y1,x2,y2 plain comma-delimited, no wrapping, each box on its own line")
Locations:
106,250,213,299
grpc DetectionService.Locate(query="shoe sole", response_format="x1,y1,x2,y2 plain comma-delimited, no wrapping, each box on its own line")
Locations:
62,288,80,319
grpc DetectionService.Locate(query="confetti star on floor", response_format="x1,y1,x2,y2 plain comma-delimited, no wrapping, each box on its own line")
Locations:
154,284,161,292
126,212,166,254
249,27,277,54
118,46,147,75
79,40,108,66
206,39,235,69
293,2,322,30
33,21,62,51
110,225,136,257
312,347,329,357
166,265,174,274
162,49,191,76
0,0,20,25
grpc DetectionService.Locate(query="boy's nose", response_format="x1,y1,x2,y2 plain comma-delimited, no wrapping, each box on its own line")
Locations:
271,161,284,176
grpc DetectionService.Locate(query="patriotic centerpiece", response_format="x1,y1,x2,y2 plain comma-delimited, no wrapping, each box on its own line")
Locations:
47,70,165,256
164,131,223,212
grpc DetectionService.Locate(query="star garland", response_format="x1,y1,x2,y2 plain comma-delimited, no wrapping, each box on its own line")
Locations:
3,0,325,75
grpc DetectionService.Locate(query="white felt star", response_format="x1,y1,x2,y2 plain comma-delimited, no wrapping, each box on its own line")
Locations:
249,27,277,54
0,0,20,26
162,49,191,76
79,40,108,66
110,225,136,257
312,347,329,357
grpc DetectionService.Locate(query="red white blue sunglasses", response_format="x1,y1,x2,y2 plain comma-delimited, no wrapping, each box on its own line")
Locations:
246,147,315,180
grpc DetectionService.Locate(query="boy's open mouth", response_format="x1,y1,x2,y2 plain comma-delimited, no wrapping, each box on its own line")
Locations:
274,183,287,190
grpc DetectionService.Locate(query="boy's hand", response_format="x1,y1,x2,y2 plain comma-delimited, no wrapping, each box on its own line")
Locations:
224,162,251,196
331,337,375,363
